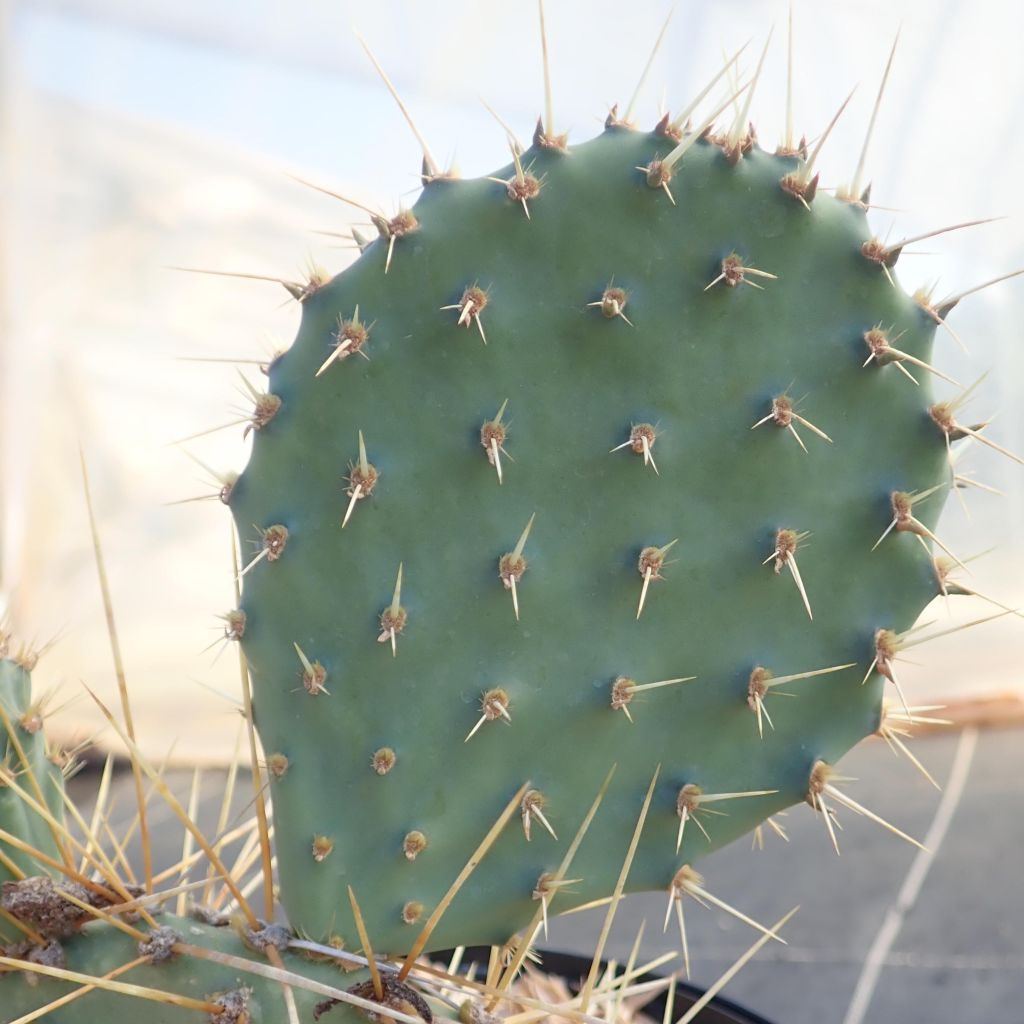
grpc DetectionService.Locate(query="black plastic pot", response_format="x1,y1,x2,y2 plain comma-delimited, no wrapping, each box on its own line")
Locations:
448,947,774,1024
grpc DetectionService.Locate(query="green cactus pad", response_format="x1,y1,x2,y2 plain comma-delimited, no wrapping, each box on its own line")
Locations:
0,656,69,910
1,913,374,1024
231,127,948,953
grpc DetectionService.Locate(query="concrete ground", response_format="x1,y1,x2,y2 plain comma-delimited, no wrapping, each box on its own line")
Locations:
66,726,1024,1024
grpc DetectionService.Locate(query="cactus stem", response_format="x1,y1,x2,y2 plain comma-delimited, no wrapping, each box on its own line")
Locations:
704,254,778,291
465,688,512,742
520,790,557,842
619,9,674,128
588,284,633,325
841,32,900,203
399,781,531,980
441,285,490,343
610,424,658,473
356,35,439,180
578,766,659,1014
6,956,150,1024
0,955,225,1014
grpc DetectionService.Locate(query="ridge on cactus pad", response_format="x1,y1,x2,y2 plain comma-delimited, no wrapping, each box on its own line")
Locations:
231,125,948,951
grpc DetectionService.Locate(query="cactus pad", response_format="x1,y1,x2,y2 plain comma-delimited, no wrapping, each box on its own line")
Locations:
230,127,949,953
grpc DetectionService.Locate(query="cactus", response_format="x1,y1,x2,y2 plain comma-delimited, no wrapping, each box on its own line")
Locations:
2,9,1022,1024
0,651,68,892
231,116,954,955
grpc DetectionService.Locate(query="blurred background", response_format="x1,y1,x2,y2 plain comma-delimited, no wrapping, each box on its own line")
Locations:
0,0,1022,762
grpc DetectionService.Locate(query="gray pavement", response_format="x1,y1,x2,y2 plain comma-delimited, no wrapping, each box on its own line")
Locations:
66,727,1024,1023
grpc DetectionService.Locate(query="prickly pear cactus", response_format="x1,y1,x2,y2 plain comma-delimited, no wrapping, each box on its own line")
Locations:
4,13,1021,1024
1,649,382,1023
230,121,950,952
0,649,67,896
